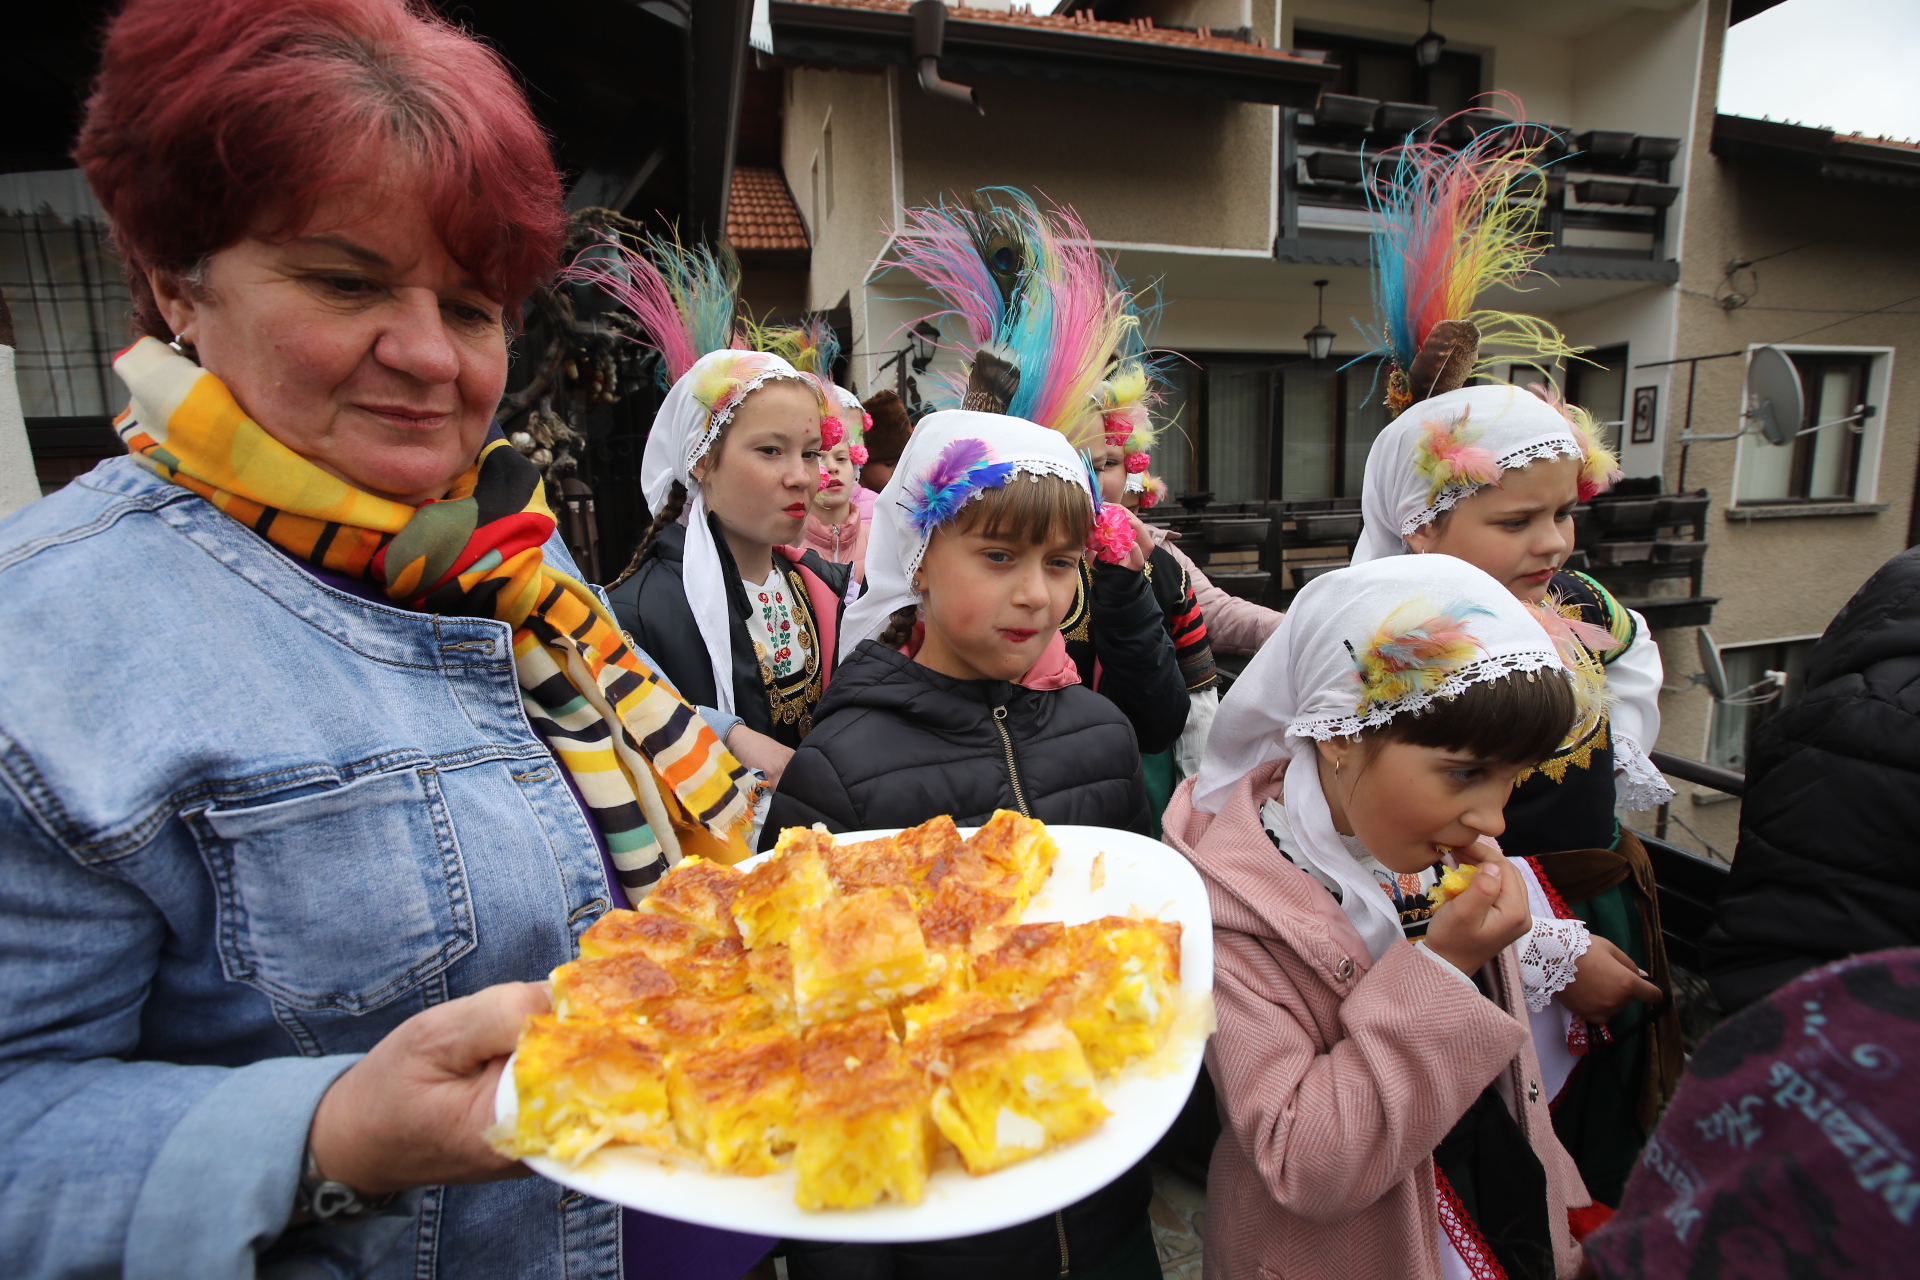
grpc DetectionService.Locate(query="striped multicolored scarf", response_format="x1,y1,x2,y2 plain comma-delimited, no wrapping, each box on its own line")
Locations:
112,336,754,889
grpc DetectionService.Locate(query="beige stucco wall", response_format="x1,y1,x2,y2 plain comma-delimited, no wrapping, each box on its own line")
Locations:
1628,0,1920,859
894,74,1275,253
783,65,903,316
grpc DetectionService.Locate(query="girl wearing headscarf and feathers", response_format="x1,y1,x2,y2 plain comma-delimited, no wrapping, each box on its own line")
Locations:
758,315,874,570
766,375,1158,1280
1351,105,1680,1203
1166,555,1598,1280
564,232,849,787
892,189,1191,756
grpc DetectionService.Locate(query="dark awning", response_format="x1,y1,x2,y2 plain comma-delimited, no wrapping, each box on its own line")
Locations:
1712,114,1920,190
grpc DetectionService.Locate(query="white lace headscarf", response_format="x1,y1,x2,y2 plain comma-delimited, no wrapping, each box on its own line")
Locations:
839,409,1094,662
1351,383,1587,565
640,348,821,716
1192,555,1567,959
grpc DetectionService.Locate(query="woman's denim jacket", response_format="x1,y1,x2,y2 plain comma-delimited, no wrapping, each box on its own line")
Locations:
0,459,735,1279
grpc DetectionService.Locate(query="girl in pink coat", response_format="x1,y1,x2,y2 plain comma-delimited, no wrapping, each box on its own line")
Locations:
1163,554,1598,1280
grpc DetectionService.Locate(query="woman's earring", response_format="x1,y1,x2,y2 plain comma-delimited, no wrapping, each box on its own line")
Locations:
1334,758,1344,777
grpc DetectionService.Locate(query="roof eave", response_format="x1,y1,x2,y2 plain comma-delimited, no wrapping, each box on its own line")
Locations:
769,1,1335,108
1711,113,1920,190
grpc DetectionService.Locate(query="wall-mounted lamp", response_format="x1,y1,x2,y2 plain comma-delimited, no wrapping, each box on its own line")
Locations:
908,320,940,372
1303,280,1337,361
1414,0,1447,68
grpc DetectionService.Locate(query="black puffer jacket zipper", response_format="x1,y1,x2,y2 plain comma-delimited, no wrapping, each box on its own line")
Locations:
991,704,1031,817
1053,1208,1071,1275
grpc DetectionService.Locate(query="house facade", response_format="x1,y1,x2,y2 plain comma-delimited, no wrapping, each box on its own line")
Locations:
761,0,1920,860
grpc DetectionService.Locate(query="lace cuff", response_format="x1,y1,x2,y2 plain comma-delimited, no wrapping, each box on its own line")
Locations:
1612,733,1676,812
1521,918,1591,1012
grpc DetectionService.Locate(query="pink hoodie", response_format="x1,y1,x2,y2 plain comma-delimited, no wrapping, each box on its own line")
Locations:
792,505,869,577
1162,762,1590,1280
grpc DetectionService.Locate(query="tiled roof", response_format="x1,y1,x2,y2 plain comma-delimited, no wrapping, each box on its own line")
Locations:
728,167,809,252
1838,132,1920,154
786,0,1320,64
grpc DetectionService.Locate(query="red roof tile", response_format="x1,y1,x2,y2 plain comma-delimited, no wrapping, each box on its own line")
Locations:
1837,132,1920,154
785,0,1322,64
728,167,809,252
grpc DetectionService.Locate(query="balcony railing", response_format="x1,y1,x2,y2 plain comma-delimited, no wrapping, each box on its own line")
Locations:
1275,102,1682,271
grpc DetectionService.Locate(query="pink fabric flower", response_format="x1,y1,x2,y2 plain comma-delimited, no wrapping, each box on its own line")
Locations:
1124,451,1151,474
820,415,845,449
1086,503,1136,564
849,443,869,467
862,411,874,432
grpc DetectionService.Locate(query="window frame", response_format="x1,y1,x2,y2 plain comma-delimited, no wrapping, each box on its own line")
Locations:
1731,344,1893,507
1162,350,1390,504
1700,633,1821,773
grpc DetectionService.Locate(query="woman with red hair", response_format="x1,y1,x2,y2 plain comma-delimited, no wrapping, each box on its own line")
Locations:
0,2,774,1277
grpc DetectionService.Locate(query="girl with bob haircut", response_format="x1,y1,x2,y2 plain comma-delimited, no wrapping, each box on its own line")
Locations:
3,1,771,1277
766,379,1158,1280
1163,555,1599,1280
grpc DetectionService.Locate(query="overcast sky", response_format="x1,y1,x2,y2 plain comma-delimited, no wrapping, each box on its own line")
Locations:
1720,0,1920,140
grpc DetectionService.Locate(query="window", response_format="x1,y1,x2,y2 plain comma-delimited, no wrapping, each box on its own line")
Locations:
1,169,130,419
1291,28,1482,117
1567,344,1628,455
1734,351,1879,504
821,118,835,223
1703,637,1816,771
809,152,822,237
1157,353,1389,505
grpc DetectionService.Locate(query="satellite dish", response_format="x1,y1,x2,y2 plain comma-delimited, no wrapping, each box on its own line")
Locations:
1696,628,1729,701
1746,346,1804,447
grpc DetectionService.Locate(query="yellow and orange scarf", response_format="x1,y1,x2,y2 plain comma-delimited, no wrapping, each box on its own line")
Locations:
113,336,754,887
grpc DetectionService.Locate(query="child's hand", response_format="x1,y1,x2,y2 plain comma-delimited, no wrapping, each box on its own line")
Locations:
1120,510,1153,573
1558,935,1663,1022
1423,851,1532,978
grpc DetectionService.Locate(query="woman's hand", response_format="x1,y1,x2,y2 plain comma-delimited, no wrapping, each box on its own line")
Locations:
1424,853,1533,978
726,724,795,788
307,982,548,1196
1558,935,1664,1023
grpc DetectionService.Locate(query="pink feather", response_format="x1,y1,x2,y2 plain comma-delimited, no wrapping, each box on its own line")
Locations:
558,241,699,382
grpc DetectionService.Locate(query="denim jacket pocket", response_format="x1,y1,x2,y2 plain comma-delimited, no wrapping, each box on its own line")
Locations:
191,766,476,1014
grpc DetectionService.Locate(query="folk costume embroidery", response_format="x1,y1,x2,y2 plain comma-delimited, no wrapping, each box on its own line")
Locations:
747,563,825,742
112,337,757,889
1506,570,1636,855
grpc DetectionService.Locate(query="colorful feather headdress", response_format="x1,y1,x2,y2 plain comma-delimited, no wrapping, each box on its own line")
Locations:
1349,601,1494,716
560,230,745,386
893,189,1134,448
1363,99,1587,415
1527,382,1623,501
1410,407,1503,501
905,437,1016,536
562,233,818,459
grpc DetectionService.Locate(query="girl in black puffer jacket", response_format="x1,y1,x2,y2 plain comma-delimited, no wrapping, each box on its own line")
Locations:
766,407,1157,1280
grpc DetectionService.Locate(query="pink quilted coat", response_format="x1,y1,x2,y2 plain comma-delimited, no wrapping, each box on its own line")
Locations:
1162,760,1590,1280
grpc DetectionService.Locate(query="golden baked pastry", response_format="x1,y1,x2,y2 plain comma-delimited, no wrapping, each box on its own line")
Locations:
909,995,1108,1174
1429,862,1478,907
791,886,936,1026
732,829,835,948
505,817,1185,1211
508,1013,672,1164
793,1011,931,1210
639,855,745,940
667,1024,799,1175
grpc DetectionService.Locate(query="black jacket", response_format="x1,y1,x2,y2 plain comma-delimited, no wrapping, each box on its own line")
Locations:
1702,545,1920,1012
1063,558,1189,754
763,640,1152,842
606,519,849,743
764,640,1154,1277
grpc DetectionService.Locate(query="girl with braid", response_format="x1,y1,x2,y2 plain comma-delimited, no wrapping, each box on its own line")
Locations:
572,236,852,788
